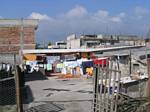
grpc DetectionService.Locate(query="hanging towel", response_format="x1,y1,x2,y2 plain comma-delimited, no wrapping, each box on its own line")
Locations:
47,64,52,71
56,63,64,69
82,61,94,74
44,64,47,70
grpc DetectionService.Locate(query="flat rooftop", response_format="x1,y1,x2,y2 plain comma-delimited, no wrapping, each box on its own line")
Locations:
22,45,144,54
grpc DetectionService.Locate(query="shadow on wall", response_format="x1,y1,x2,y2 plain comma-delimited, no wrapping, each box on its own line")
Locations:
25,70,48,82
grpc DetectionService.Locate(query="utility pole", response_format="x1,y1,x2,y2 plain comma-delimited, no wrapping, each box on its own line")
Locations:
129,50,132,75
15,18,24,112
19,18,24,64
14,54,23,112
146,28,150,38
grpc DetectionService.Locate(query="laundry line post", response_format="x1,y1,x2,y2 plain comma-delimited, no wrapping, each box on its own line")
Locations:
146,55,150,97
14,54,23,112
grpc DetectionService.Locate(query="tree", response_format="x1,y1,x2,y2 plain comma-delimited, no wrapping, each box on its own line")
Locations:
35,43,40,49
48,42,52,46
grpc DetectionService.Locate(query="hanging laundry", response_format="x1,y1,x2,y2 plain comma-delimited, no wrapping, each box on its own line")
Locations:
86,67,93,76
46,56,60,64
44,64,47,70
61,68,67,74
93,58,107,66
67,67,72,74
76,66,81,75
47,63,52,71
72,68,76,75
0,64,2,70
6,64,10,72
64,61,79,68
56,63,64,69
80,68,84,75
82,61,94,74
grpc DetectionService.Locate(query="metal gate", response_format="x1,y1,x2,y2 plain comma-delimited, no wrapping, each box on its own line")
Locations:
93,58,121,112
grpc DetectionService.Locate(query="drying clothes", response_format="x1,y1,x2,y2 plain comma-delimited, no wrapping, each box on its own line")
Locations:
82,61,94,74
56,63,64,69
6,64,10,72
66,67,72,74
2,63,6,69
26,61,30,65
80,68,83,75
39,64,44,68
93,58,107,66
64,61,79,68
44,64,47,70
61,67,67,74
75,66,84,75
76,66,81,75
46,56,60,64
86,67,93,76
0,64,2,70
47,64,52,71
26,61,37,66
72,68,76,75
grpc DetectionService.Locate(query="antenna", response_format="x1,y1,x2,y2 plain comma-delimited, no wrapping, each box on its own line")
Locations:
106,25,109,35
146,28,150,38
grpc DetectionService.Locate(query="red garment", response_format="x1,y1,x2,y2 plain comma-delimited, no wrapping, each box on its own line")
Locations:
93,58,108,66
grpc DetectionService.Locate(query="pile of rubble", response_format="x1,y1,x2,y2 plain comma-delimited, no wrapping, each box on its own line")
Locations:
117,93,150,112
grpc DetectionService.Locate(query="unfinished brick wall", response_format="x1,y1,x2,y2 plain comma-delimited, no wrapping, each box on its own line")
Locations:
0,26,36,53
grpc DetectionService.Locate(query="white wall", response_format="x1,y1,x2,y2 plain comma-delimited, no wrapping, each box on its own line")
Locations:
67,38,80,49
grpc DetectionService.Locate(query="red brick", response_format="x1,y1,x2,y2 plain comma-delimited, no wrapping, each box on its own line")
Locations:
0,26,36,53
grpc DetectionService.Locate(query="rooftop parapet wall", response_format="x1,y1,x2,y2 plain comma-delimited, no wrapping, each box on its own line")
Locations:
0,19,38,29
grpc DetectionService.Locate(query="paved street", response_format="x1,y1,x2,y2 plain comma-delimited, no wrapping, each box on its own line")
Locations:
24,73,93,112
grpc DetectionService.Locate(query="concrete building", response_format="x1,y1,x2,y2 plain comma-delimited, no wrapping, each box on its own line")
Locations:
113,35,145,46
67,34,119,49
67,34,80,49
0,19,38,53
48,41,67,49
54,41,67,49
67,34,145,49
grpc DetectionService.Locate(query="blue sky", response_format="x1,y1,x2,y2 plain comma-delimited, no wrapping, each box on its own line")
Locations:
0,0,150,43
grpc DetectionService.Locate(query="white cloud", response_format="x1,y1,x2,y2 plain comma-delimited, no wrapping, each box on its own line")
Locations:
110,12,126,22
28,12,51,20
66,5,87,18
94,10,125,23
95,10,109,18
135,6,149,15
30,5,149,42
92,10,109,23
119,12,126,18
134,6,150,19
110,16,121,22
